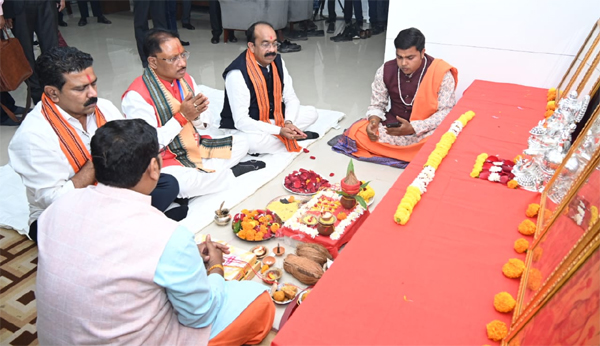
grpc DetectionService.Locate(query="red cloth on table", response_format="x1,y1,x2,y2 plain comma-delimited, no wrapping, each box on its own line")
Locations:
279,210,370,258
273,80,548,345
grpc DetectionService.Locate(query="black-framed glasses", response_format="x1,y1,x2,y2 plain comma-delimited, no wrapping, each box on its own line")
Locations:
156,51,190,64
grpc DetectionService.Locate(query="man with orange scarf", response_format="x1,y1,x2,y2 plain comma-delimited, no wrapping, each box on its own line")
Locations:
219,21,319,154
123,29,257,199
334,27,458,167
8,47,184,243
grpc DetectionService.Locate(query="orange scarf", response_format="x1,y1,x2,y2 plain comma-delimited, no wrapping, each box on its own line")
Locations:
41,93,107,172
245,50,301,152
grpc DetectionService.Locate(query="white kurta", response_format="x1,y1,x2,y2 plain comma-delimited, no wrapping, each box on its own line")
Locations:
122,75,249,199
8,98,123,225
222,59,318,154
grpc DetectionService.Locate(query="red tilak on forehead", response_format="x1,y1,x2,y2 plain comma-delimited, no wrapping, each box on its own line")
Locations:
86,74,92,83
178,46,183,54
269,36,273,40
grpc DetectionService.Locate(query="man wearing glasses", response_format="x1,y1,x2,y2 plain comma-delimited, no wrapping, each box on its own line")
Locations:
219,21,319,154
122,29,256,200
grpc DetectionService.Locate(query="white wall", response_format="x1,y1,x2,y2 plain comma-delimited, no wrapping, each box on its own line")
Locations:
384,0,600,99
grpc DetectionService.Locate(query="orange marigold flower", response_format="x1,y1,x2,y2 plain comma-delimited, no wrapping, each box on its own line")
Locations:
544,110,554,118
254,233,264,241
337,212,347,220
526,203,540,218
502,258,526,278
507,180,519,189
494,292,516,313
486,320,508,341
532,247,543,262
238,229,247,239
288,196,295,203
241,221,254,231
513,154,522,162
547,88,556,102
518,219,536,236
514,238,529,253
527,268,543,291
259,225,268,233
546,100,556,111
270,223,280,232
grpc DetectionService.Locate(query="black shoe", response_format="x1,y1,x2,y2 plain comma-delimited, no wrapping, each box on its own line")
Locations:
58,20,68,27
180,39,190,46
97,15,111,24
306,29,324,37
229,35,238,43
182,23,195,30
327,22,335,33
285,30,308,41
78,18,87,26
278,40,301,53
297,131,319,141
371,25,384,35
231,160,266,177
211,36,219,44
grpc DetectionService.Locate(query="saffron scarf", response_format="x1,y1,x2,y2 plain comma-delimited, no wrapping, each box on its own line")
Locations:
41,93,106,173
142,67,232,172
245,50,301,152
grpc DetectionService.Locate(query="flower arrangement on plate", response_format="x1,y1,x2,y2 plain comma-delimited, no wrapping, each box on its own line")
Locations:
283,169,330,195
232,209,281,241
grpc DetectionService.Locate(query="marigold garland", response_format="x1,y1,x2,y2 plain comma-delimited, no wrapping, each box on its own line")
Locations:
546,100,556,112
507,180,519,189
547,88,557,102
502,258,525,278
493,292,516,313
526,203,540,218
486,320,508,341
394,111,476,225
518,219,536,236
514,238,529,253
470,153,488,178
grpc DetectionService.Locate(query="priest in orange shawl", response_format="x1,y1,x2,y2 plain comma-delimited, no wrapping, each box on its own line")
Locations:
218,21,319,154
335,27,457,167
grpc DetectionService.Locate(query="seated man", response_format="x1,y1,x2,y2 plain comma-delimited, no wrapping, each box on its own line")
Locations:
335,27,457,166
123,29,260,199
35,119,275,345
219,21,319,154
8,47,184,243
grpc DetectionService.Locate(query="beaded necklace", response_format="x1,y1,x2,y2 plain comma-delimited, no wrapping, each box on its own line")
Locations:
398,55,427,107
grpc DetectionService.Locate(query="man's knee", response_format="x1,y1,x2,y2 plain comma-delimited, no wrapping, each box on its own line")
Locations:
298,105,318,130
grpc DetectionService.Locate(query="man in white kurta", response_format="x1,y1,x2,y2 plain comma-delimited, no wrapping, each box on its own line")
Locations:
219,22,319,154
36,119,274,345
122,29,256,199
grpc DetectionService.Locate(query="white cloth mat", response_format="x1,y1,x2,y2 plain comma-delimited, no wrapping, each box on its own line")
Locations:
0,86,344,235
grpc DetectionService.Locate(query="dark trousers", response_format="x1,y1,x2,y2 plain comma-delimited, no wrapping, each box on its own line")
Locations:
166,0,178,33
181,0,191,25
12,0,59,104
28,173,181,243
343,0,362,25
1,92,17,122
208,0,223,37
78,0,103,18
327,0,336,22
368,0,388,25
133,0,167,67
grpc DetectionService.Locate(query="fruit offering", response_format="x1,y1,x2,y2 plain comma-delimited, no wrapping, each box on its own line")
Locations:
284,169,330,194
232,209,280,241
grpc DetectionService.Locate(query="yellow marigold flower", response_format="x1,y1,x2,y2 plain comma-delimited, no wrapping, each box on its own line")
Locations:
478,153,488,160
406,186,421,198
394,208,410,225
486,320,508,341
507,180,519,189
527,268,542,291
514,238,529,253
518,219,536,235
502,258,525,278
525,203,540,218
532,247,543,262
591,206,598,226
493,292,516,313
547,88,556,102
513,154,522,162
399,201,414,213
546,100,556,111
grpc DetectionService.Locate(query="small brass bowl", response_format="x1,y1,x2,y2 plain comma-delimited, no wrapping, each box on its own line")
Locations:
214,213,232,226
